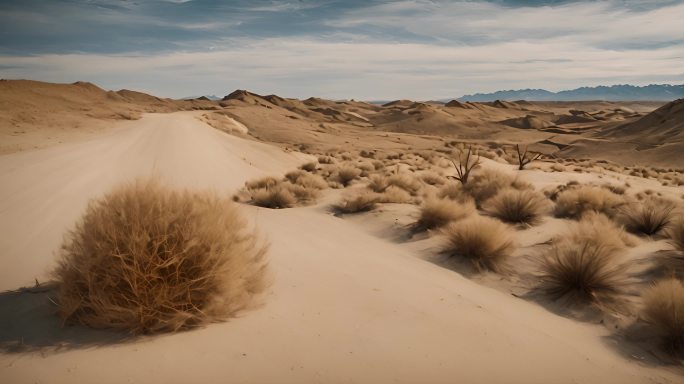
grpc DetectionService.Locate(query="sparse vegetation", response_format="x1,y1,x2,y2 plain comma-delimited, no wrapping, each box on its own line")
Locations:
554,186,624,219
336,164,362,186
642,278,684,353
386,173,423,195
483,188,548,225
334,190,380,213
513,144,542,170
618,198,676,236
538,213,627,304
440,216,515,272
449,146,480,185
668,218,684,252
251,185,297,209
416,198,475,231
54,179,268,334
377,186,412,204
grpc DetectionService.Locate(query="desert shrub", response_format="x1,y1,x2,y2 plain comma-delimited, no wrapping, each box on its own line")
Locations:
602,184,626,195
336,165,362,186
368,174,389,192
438,182,470,202
462,168,523,206
387,173,423,195
440,216,515,272
284,182,319,203
287,171,328,190
244,176,279,190
318,155,335,164
538,213,627,303
618,198,676,236
334,190,380,213
251,185,297,209
284,170,307,183
416,198,475,231
377,186,412,204
642,278,684,352
483,188,548,225
420,171,445,186
553,186,624,219
300,161,318,172
54,179,268,334
668,218,684,252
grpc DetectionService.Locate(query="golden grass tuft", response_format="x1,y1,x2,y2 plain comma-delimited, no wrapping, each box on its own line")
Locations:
251,185,297,209
367,174,389,193
299,161,318,172
462,168,528,206
553,186,624,219
334,190,380,213
618,198,676,236
538,213,627,303
416,198,475,230
335,165,362,187
642,278,684,352
483,188,548,225
440,216,515,272
668,218,684,252
244,176,279,190
377,185,413,204
387,173,423,195
54,179,268,334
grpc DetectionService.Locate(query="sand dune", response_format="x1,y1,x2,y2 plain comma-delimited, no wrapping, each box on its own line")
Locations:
1,111,682,383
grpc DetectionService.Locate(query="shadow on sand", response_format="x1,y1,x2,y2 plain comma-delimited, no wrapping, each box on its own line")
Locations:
0,283,130,354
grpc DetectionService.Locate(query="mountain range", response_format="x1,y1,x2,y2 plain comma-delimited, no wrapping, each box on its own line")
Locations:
455,84,684,102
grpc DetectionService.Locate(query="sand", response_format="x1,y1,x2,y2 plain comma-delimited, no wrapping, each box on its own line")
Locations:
1,110,683,383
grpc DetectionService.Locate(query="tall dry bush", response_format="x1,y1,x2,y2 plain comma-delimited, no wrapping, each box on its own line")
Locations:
54,179,268,334
618,198,676,236
642,278,684,353
440,216,515,272
416,198,475,231
483,188,548,225
537,212,628,304
553,186,624,219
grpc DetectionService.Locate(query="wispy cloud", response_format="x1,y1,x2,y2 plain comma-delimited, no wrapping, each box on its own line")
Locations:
0,0,682,99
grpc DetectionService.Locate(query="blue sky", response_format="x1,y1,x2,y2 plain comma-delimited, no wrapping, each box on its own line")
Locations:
1,0,683,99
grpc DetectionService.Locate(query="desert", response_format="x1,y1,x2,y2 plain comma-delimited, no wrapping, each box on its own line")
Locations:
1,1,684,383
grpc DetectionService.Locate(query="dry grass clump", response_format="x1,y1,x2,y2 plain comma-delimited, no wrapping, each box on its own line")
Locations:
668,218,684,252
538,213,627,304
440,216,515,272
251,185,297,209
334,190,380,214
416,198,475,231
483,188,548,225
244,176,279,190
377,186,412,204
462,168,527,206
367,174,389,193
54,179,268,334
387,173,423,195
553,186,624,219
286,171,328,190
420,171,445,186
299,161,318,172
438,182,470,203
642,278,684,353
335,165,362,186
618,198,676,236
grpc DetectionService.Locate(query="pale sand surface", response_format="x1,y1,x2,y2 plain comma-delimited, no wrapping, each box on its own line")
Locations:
1,112,681,383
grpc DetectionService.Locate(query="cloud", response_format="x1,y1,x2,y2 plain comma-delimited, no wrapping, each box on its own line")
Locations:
0,0,682,98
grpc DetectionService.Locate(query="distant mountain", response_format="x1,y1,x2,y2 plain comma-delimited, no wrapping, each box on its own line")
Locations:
456,84,684,102
181,94,220,101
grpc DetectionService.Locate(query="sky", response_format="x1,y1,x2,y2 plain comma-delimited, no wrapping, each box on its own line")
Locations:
0,0,683,100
